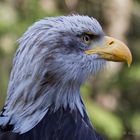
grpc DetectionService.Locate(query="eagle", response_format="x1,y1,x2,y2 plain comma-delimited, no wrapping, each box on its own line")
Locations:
0,15,132,140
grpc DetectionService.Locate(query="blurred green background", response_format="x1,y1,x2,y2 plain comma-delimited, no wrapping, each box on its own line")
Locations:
0,0,140,139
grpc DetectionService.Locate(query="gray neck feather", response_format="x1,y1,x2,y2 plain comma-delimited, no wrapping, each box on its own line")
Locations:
3,73,85,133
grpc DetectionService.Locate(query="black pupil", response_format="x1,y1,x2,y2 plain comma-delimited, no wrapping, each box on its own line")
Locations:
84,35,90,42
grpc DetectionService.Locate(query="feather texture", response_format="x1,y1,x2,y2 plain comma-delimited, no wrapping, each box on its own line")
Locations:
0,106,105,140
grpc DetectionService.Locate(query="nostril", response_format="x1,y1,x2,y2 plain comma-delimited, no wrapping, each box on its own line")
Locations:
109,41,114,45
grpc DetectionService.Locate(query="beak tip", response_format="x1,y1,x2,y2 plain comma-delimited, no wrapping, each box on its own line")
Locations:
127,59,132,67
127,52,132,67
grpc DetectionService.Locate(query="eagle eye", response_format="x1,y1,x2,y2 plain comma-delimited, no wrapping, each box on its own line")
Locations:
81,34,91,45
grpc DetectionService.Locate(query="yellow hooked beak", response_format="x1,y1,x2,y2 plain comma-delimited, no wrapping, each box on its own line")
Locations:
85,36,132,67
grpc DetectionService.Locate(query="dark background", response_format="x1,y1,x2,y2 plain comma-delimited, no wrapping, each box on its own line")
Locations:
0,0,140,139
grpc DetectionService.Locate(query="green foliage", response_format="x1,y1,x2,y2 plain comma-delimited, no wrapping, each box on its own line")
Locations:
87,102,124,139
81,85,124,140
131,113,140,136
